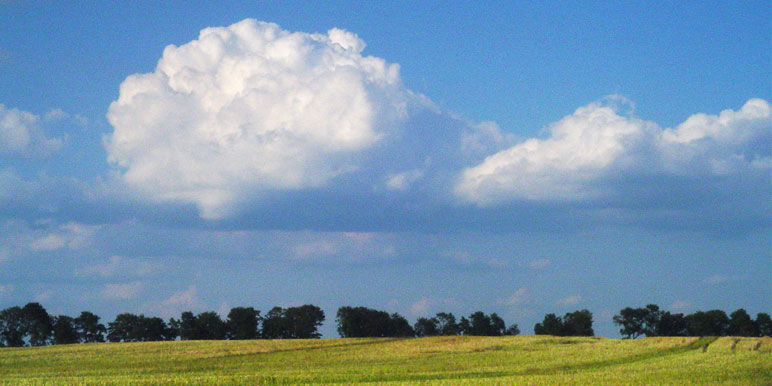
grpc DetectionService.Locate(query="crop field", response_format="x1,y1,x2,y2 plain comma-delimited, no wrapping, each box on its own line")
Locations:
0,336,769,385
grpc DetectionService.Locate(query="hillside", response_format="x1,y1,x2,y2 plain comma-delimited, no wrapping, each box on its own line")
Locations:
0,336,770,385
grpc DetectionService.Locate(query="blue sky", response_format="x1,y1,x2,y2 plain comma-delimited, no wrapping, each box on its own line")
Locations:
0,1,769,337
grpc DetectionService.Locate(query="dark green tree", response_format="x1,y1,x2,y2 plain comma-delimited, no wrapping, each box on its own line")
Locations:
336,306,412,338
414,317,440,337
262,307,289,339
226,307,261,340
434,312,460,336
728,309,759,337
170,311,198,340
193,312,227,340
505,323,520,336
284,305,325,339
52,315,79,345
534,313,563,336
74,311,106,343
562,309,594,337
613,307,647,338
21,302,52,346
756,313,772,337
388,313,415,337
656,312,688,336
0,306,25,347
107,313,141,342
685,310,729,336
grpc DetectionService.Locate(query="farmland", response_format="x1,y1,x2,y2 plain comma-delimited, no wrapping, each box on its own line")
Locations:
0,336,769,385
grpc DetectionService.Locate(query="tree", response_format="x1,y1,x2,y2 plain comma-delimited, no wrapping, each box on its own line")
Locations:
613,307,646,338
74,311,106,343
193,312,227,340
728,309,758,337
139,316,175,341
490,313,507,336
756,313,772,337
0,306,25,347
656,312,688,337
562,310,594,337
458,317,471,335
284,305,325,339
170,311,198,340
686,310,729,336
336,306,413,338
534,313,563,336
414,317,440,337
107,313,141,342
52,315,79,345
505,323,520,336
226,307,260,340
535,310,593,337
388,313,415,337
21,302,52,346
434,312,460,336
261,307,286,339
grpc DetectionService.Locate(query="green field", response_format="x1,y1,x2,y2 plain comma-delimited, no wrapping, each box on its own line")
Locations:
0,336,769,385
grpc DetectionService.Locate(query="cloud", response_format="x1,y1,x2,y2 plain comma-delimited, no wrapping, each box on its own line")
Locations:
526,259,550,269
704,274,743,285
0,284,13,297
670,300,691,311
30,222,100,251
162,285,198,308
0,103,62,157
499,287,528,306
456,98,771,205
105,19,416,219
75,255,161,278
557,295,582,306
100,282,143,300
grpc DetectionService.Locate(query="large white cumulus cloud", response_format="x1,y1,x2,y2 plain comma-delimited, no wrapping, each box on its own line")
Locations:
106,20,413,218
456,98,771,205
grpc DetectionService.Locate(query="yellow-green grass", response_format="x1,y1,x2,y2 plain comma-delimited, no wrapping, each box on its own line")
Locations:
0,336,769,385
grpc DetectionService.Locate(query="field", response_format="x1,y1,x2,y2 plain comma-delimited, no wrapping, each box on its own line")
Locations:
0,336,770,385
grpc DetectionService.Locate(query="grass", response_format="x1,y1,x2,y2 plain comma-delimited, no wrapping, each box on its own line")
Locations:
0,336,769,385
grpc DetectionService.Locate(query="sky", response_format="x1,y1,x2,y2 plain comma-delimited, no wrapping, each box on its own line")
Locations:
0,1,770,338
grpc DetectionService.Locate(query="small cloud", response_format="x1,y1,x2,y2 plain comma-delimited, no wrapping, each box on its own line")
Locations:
486,258,509,268
558,295,582,306
408,297,459,316
704,275,742,285
30,222,100,251
0,103,63,157
385,169,424,191
341,232,376,242
499,287,528,306
43,108,69,121
100,282,143,300
440,250,472,264
0,284,13,297
410,298,430,316
526,259,551,269
670,300,691,311
162,285,198,308
76,255,161,278
34,290,52,303
292,240,340,260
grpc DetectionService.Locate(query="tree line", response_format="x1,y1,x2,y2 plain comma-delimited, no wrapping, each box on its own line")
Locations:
613,304,772,338
1,302,768,347
0,303,325,347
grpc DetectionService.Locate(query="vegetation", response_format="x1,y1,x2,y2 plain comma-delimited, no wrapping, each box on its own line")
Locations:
613,304,772,338
0,335,769,385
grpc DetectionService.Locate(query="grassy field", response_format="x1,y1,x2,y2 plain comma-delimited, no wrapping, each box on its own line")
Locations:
0,336,769,385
